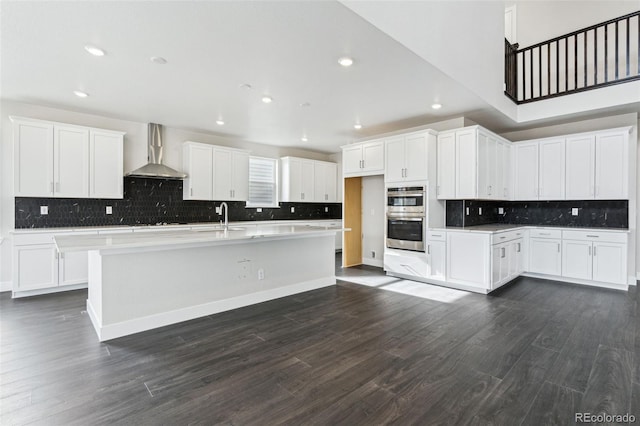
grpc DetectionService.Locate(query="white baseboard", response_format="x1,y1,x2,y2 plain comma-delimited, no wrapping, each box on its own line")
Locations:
0,281,12,293
11,283,87,298
362,257,383,268
90,276,336,342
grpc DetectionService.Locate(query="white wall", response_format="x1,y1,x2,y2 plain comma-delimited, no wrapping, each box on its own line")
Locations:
501,112,638,282
0,100,335,288
361,175,385,268
512,1,639,48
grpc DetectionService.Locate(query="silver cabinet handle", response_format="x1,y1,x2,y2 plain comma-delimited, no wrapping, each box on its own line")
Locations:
593,246,597,256
431,234,442,237
557,243,560,252
501,247,506,258
427,245,430,255
230,190,233,198
586,235,599,238
190,188,193,196
589,246,592,255
517,242,521,252
539,232,551,235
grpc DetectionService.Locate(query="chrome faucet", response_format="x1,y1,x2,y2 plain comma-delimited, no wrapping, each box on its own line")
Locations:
219,202,229,230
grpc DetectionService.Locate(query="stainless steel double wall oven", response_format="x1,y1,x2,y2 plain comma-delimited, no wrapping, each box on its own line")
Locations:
386,185,426,252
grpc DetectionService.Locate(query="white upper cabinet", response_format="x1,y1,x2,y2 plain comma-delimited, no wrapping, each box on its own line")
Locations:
89,130,124,199
513,142,539,200
342,139,384,177
538,138,565,200
565,134,595,200
498,139,512,199
12,117,124,199
14,119,54,197
314,161,338,202
455,128,478,199
183,142,213,200
477,131,497,199
182,142,249,201
436,131,456,199
595,130,628,199
384,132,432,184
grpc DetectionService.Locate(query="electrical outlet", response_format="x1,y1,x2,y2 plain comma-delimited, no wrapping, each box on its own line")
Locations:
256,208,262,213
479,207,483,215
40,206,48,215
466,207,470,215
215,206,221,214
258,268,265,280
498,207,504,214
371,250,376,259
572,208,579,216
105,206,113,215
325,207,329,213
290,207,295,213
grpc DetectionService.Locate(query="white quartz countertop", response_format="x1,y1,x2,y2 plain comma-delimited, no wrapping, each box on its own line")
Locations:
54,224,349,253
430,224,630,234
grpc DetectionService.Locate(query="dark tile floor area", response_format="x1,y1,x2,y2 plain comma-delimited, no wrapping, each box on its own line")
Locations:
1,256,638,425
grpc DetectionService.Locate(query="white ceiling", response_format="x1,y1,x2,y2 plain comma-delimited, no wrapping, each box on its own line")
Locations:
1,1,497,153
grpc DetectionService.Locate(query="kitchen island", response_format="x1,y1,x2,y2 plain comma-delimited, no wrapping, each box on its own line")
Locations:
54,224,347,341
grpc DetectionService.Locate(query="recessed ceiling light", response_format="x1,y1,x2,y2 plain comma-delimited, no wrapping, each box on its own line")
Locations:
338,57,354,67
431,103,442,110
150,56,167,65
301,136,308,142
73,90,89,98
354,123,362,130
84,45,105,56
239,83,252,90
261,95,273,104
216,119,225,126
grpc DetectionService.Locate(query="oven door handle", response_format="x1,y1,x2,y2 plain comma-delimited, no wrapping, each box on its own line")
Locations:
387,192,425,197
386,216,424,221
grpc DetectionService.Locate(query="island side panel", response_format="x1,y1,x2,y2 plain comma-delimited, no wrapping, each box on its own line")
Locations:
92,234,335,340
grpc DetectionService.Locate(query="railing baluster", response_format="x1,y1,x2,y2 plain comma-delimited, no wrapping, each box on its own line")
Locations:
605,24,608,82
626,17,630,76
565,38,568,92
556,40,559,94
548,43,551,95
615,21,619,79
574,34,578,88
583,31,587,87
539,46,542,96
594,27,598,84
530,48,533,99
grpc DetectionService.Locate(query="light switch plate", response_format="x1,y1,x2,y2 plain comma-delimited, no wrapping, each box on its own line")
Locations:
40,206,48,215
572,208,579,216
325,207,329,213
466,207,470,215
106,206,113,215
498,207,504,214
256,208,262,213
290,207,295,213
215,206,221,214
478,207,483,215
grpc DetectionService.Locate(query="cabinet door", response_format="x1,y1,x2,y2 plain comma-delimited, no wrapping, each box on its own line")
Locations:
404,134,429,181
455,129,477,198
300,160,315,201
512,238,524,276
213,148,233,200
284,158,302,202
90,131,124,199
592,242,627,284
595,131,628,199
437,132,456,199
447,232,490,288
514,142,539,200
183,144,213,200
491,244,503,287
502,141,512,199
14,120,54,197
565,135,595,200
362,140,385,172
385,137,405,182
478,132,497,199
14,244,58,291
59,250,89,286
314,162,327,202
561,240,593,280
528,238,561,275
325,163,337,202
54,126,90,198
538,138,565,200
343,145,363,174
427,240,446,281
231,151,249,201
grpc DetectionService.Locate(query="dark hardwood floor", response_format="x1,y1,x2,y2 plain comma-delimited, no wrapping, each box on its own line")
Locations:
1,256,638,425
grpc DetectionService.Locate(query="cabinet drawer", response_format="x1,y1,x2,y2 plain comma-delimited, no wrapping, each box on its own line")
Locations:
427,230,446,241
562,230,627,243
491,229,525,245
529,229,562,239
13,233,58,246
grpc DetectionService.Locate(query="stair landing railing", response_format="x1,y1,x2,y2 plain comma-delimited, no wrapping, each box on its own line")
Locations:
505,11,640,104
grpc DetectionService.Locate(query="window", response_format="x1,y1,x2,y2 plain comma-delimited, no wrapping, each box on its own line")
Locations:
246,156,278,207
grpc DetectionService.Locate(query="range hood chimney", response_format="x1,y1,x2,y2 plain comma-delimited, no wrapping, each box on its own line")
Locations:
126,123,187,179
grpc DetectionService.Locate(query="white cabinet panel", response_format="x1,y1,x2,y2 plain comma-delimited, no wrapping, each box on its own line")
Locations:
281,157,320,202
478,132,498,199
54,126,90,198
343,145,363,175
314,162,337,202
562,240,592,280
437,132,456,199
384,249,429,279
447,232,489,288
565,135,595,200
427,240,446,280
231,151,249,201
362,141,384,173
213,148,233,200
385,137,405,182
455,129,478,199
183,143,213,200
538,138,565,200
595,131,628,199
342,140,384,177
90,131,124,199
514,142,539,200
59,250,89,286
592,242,627,284
14,244,58,291
14,120,54,197
404,133,429,182
528,237,561,275
325,163,337,202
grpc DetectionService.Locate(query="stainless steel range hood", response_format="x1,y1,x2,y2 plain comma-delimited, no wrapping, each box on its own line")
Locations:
126,123,187,179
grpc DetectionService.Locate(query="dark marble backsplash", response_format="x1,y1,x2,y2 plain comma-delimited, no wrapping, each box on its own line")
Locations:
15,177,342,229
446,200,628,229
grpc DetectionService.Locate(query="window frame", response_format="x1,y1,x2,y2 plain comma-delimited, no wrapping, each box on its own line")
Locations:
245,156,280,208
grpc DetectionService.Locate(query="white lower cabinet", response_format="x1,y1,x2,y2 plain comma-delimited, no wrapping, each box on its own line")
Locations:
59,250,89,286
490,233,524,290
447,232,490,289
562,231,627,285
528,237,562,276
384,248,429,279
426,240,446,280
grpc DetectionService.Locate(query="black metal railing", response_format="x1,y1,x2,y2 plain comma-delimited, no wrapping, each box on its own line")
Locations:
505,11,640,104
